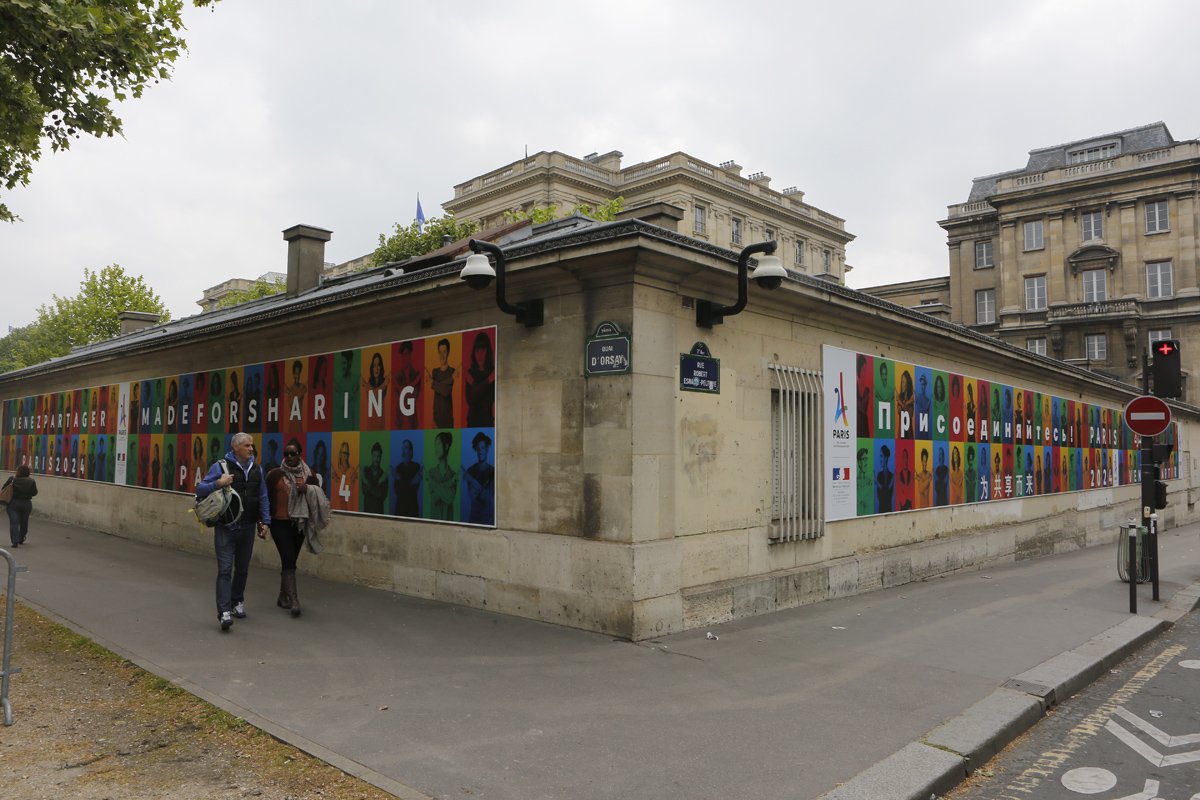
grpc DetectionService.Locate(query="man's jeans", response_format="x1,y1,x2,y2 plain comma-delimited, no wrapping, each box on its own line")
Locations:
215,521,256,615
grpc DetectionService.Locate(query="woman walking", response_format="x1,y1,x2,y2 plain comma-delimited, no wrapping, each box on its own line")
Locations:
263,441,331,616
4,465,38,548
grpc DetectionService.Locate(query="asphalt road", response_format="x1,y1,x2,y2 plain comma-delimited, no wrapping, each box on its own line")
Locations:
950,607,1200,800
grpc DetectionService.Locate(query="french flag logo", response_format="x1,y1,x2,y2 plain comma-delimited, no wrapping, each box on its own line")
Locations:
832,467,850,481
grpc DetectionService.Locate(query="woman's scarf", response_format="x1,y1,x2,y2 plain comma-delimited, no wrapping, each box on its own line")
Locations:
282,459,331,554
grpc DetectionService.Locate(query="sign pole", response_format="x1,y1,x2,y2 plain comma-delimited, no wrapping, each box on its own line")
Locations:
1140,349,1155,603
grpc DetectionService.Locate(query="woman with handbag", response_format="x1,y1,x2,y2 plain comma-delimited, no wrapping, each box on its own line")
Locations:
3,465,38,548
263,441,331,616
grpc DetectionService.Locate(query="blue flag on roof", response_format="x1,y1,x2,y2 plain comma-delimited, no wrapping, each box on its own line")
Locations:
416,196,426,234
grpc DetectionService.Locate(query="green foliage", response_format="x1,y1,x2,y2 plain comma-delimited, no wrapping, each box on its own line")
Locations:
0,0,217,222
504,205,559,224
0,264,170,372
214,275,285,309
371,215,479,267
504,196,624,224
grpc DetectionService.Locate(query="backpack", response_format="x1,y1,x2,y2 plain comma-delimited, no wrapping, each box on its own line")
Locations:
192,461,244,528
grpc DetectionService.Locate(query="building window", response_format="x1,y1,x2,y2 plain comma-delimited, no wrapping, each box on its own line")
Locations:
1149,329,1173,351
974,240,993,269
1147,261,1174,298
730,216,742,246
1085,334,1107,362
1082,268,1107,302
694,204,707,235
1026,338,1047,356
822,249,832,272
794,240,804,266
1024,275,1047,310
1023,220,1044,251
769,364,823,542
1145,200,1169,234
1067,143,1117,164
1081,210,1103,242
975,289,995,324
765,228,776,243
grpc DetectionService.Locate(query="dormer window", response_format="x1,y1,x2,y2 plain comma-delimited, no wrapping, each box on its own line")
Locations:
1067,141,1119,164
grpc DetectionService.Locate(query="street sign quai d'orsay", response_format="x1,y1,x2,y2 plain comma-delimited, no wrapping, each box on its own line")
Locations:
585,321,631,377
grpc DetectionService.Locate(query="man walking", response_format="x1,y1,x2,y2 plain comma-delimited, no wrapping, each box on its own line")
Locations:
196,432,270,631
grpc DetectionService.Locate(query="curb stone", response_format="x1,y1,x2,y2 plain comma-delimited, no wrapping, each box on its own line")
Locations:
816,579,1200,800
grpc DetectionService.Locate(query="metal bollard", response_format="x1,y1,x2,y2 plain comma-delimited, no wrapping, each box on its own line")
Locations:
1149,512,1159,601
1128,524,1137,614
1,548,28,726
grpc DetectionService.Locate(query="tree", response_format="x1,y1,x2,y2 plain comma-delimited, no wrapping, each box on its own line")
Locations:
372,215,479,267
0,0,216,222
504,196,625,224
0,264,170,372
213,275,285,309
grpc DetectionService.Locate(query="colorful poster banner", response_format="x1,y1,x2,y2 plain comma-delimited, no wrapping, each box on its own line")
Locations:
822,345,1178,521
0,327,498,527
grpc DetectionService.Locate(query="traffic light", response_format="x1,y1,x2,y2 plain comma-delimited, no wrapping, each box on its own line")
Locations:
1154,479,1168,509
1150,339,1182,399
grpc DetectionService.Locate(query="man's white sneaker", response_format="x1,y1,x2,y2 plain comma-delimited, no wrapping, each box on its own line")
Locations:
219,611,234,631
233,602,246,619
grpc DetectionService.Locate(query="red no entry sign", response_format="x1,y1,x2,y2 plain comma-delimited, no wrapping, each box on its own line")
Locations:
1123,395,1172,437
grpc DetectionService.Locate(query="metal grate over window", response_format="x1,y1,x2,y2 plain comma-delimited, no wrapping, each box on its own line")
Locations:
769,364,824,543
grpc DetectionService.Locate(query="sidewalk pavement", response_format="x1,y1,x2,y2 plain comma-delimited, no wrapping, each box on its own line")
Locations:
6,519,1200,800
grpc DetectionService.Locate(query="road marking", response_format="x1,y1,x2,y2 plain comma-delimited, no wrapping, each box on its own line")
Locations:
1106,719,1200,766
1060,766,1116,793
1179,659,1200,670
992,643,1186,799
1111,779,1158,800
1113,706,1200,746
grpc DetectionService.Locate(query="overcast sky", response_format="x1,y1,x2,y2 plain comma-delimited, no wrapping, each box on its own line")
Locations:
4,0,1200,329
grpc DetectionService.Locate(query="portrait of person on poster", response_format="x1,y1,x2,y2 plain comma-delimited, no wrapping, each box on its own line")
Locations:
964,445,977,503
915,371,931,430
228,370,242,427
855,446,873,517
361,441,388,514
428,431,457,521
915,446,932,508
285,359,308,410
163,443,175,492
874,360,893,438
464,332,495,428
430,338,456,430
462,431,495,525
394,342,422,430
874,443,894,514
332,439,358,510
309,438,330,496
364,352,388,397
392,438,422,518
933,444,949,506
897,368,914,441
855,354,873,440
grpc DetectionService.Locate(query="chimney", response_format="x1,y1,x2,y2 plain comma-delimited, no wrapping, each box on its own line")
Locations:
118,310,160,335
282,224,333,297
614,201,685,232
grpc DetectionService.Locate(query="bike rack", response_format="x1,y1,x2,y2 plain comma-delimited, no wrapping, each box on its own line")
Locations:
1,548,28,726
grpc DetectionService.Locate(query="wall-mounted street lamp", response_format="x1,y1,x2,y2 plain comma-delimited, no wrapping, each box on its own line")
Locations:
460,239,544,327
695,240,786,328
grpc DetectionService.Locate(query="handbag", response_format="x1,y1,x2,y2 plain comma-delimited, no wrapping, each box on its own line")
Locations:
0,481,13,505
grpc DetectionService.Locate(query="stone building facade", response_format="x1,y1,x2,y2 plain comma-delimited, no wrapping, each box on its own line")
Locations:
939,123,1200,395
2,216,1196,640
443,149,855,284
